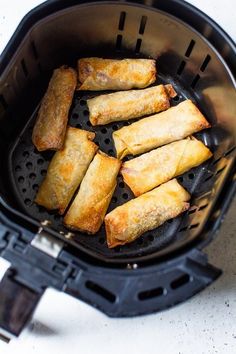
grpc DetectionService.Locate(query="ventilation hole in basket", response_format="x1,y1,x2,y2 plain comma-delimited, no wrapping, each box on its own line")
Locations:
138,286,163,300
72,113,79,120
33,184,39,192
173,95,180,102
24,198,31,206
83,110,89,117
22,188,26,193
188,208,197,214
101,128,107,134
76,123,82,129
80,99,86,106
167,219,173,224
179,226,188,232
139,15,147,35
178,176,184,183
185,39,195,57
171,273,190,289
0,94,8,110
191,74,200,89
135,38,142,54
99,237,105,245
199,204,207,211
85,281,116,303
21,59,28,77
29,172,36,180
112,124,118,131
37,158,44,165
189,223,199,229
38,206,45,213
213,156,222,165
15,165,21,172
216,166,226,175
137,238,144,245
200,54,211,72
122,193,128,200
177,60,186,76
26,162,33,170
86,120,92,127
23,151,29,157
118,11,126,31
108,149,114,154
188,173,195,180
148,234,154,241
116,34,123,51
104,138,110,145
112,196,117,203
204,173,214,182
18,176,24,184
119,181,125,188
31,41,39,60
225,146,236,157
41,170,47,177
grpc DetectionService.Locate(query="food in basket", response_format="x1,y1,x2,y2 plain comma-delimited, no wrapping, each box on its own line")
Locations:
35,127,98,214
113,99,211,159
105,179,190,248
64,151,121,234
121,137,212,196
87,84,176,125
32,66,77,151
78,57,156,90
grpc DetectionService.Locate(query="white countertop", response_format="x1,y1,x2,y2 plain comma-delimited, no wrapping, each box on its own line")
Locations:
0,1,235,353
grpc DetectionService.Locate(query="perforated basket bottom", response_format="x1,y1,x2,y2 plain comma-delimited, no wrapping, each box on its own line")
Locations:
8,72,227,260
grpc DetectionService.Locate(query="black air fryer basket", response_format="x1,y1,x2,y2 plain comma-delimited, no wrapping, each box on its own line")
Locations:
0,0,235,339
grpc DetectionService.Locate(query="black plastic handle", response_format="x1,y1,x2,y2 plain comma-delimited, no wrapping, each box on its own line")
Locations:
0,268,43,338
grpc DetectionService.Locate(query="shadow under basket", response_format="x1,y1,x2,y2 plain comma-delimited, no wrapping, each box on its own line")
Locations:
0,0,235,339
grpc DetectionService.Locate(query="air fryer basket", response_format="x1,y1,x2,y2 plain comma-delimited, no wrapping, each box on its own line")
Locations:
0,0,235,338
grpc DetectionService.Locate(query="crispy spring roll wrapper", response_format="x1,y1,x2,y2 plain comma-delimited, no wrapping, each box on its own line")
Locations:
35,127,98,214
64,152,121,234
113,99,211,159
121,138,213,196
32,66,77,151
78,57,156,91
87,84,177,126
105,179,190,248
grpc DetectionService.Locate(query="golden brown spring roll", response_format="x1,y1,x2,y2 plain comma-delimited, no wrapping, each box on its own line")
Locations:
78,58,156,91
64,151,121,234
35,127,98,214
105,179,190,248
32,66,77,151
113,100,211,159
121,138,213,196
87,84,177,126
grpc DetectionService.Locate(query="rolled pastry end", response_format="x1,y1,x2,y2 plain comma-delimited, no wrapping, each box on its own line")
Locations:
164,84,177,98
113,132,129,159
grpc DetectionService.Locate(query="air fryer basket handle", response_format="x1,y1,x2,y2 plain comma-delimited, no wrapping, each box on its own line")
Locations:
0,268,43,339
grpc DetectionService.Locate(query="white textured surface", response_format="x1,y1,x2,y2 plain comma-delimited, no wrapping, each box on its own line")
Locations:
0,1,235,353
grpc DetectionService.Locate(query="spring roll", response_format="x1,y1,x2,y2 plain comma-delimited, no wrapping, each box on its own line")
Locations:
64,151,121,234
32,66,77,151
87,84,177,126
121,138,212,196
105,179,190,248
113,99,211,159
35,127,98,214
78,57,156,91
